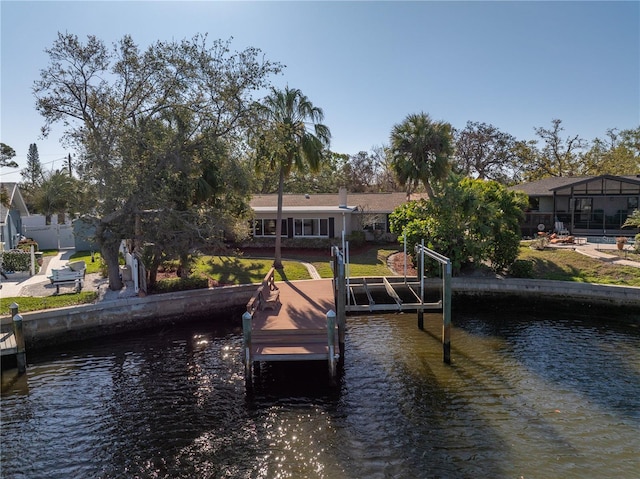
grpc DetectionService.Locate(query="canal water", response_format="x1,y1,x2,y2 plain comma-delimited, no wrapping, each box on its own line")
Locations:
2,310,639,478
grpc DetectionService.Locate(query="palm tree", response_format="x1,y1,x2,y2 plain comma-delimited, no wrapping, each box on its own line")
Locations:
255,87,331,269
33,170,76,224
390,112,454,198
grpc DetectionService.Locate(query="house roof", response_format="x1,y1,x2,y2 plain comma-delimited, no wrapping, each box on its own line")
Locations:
250,191,429,213
0,182,29,221
511,175,640,196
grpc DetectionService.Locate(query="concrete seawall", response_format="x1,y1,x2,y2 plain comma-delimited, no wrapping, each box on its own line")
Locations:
2,279,639,352
1,284,256,350
451,278,640,308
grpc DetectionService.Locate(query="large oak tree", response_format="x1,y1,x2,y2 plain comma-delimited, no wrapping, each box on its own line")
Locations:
35,32,282,289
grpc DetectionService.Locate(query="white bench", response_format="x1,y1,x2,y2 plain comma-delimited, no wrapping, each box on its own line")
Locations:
48,260,86,293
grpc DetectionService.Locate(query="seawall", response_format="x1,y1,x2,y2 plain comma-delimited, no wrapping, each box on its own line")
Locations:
2,279,639,352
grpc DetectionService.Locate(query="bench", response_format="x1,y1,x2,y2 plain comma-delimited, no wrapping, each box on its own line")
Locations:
246,267,280,314
48,260,86,294
259,284,280,310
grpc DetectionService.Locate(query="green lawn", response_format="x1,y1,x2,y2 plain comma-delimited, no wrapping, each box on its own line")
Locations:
70,251,103,274
517,245,640,286
193,256,311,283
1,292,98,316
2,243,638,316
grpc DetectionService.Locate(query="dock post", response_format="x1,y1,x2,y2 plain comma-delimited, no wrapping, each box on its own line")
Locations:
442,261,452,364
418,240,425,330
337,261,346,357
10,303,26,374
242,311,253,382
327,310,336,380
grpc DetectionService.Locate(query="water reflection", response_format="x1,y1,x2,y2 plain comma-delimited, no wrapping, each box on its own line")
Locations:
1,313,639,478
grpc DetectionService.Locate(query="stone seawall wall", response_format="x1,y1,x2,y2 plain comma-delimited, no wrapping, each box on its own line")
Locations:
1,284,256,350
2,279,639,352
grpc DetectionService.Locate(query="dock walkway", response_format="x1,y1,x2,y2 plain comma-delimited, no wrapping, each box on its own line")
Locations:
242,273,340,382
1,331,17,356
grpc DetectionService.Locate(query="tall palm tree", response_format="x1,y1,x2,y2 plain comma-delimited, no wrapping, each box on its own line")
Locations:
390,112,453,198
255,87,331,269
33,170,76,224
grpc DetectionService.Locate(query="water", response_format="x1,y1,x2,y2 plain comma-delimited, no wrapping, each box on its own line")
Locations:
2,312,639,479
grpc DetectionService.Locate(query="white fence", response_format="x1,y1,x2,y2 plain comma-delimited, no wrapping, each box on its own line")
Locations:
22,224,75,250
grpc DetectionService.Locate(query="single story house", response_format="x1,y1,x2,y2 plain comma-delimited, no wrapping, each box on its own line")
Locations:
248,188,428,243
512,174,640,237
0,182,29,251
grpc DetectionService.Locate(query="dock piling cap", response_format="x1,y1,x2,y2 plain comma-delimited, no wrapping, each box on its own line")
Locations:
13,314,23,322
327,310,336,318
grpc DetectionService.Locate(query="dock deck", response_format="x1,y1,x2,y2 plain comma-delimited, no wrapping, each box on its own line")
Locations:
249,279,337,361
1,331,17,356
243,276,340,381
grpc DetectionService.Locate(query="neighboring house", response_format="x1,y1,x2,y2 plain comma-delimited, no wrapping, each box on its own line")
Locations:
249,188,428,244
0,182,29,251
512,174,640,237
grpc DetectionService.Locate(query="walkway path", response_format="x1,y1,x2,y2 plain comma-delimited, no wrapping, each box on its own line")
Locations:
559,242,640,268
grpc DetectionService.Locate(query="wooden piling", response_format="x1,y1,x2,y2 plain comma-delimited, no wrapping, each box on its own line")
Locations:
443,262,452,364
10,303,26,373
336,260,346,356
242,311,252,381
327,310,336,379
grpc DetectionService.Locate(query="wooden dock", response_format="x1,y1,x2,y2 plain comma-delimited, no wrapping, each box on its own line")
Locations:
242,269,340,383
1,305,27,372
1,331,17,356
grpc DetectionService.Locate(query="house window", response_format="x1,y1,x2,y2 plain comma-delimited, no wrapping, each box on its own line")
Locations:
252,219,287,236
575,198,592,213
293,218,329,237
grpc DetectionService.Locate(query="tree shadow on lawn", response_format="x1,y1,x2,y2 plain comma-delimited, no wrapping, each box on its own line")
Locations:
201,256,268,285
529,257,586,282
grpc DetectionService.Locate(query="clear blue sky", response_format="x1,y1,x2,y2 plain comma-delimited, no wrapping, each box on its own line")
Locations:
1,0,639,182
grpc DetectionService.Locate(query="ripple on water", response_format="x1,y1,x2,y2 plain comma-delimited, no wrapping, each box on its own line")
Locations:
1,313,639,478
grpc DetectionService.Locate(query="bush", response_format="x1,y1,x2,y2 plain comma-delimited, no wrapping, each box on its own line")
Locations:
1,251,35,272
17,239,39,252
347,230,366,248
509,259,533,278
150,275,209,294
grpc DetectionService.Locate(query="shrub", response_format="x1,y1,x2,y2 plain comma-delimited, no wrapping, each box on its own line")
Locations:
17,239,39,252
347,230,366,248
1,251,35,272
509,259,533,278
150,275,208,294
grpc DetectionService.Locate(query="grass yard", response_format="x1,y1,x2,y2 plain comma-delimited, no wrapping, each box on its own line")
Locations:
69,251,103,274
2,243,638,316
193,256,311,283
0,292,98,316
517,245,640,286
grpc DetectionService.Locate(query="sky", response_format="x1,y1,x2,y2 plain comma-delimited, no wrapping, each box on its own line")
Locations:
1,0,639,183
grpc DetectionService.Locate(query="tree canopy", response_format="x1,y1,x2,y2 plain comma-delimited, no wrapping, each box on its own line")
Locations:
389,175,528,274
453,121,522,185
1,143,18,168
253,86,331,268
390,112,453,198
34,32,282,289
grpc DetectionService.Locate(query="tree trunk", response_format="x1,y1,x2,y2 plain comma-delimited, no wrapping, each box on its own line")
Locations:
102,242,123,291
274,167,285,270
96,218,123,291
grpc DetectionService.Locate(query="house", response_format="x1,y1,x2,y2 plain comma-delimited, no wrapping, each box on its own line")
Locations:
248,188,428,244
512,174,640,237
0,182,29,251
